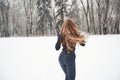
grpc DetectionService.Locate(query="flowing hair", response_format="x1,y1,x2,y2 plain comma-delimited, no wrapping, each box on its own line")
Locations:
60,19,85,52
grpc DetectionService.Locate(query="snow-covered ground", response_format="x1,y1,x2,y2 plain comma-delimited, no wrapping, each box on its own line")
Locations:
0,35,120,80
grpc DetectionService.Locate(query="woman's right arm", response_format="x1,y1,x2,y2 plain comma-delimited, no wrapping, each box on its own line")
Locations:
80,40,85,46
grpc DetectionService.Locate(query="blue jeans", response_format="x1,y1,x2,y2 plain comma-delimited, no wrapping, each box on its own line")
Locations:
59,51,76,80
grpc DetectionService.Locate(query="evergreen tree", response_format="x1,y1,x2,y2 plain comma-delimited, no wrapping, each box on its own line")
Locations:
54,0,68,32
37,0,53,36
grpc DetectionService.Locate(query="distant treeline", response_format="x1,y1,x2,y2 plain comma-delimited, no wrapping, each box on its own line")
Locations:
0,0,120,37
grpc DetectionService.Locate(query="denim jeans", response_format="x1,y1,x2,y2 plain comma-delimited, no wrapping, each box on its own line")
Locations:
59,51,76,80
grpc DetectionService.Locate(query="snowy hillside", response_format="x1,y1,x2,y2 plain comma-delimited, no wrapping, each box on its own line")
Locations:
0,35,120,80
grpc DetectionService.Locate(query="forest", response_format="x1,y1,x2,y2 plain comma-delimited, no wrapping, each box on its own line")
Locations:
0,0,120,37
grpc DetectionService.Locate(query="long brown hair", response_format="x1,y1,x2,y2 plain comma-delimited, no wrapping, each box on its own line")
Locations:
60,19,85,52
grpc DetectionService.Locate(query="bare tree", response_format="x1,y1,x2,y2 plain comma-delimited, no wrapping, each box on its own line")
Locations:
80,0,90,33
113,0,120,34
23,0,36,36
0,0,10,37
95,0,111,34
80,0,96,34
102,0,110,34
8,0,25,36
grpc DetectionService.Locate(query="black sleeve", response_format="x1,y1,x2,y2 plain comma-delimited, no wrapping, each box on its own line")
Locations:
80,43,85,46
55,35,61,50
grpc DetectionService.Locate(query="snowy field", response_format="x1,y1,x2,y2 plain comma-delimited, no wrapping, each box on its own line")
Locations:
0,35,120,80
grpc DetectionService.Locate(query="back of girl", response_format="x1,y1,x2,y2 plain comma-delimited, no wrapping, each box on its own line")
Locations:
55,19,86,80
